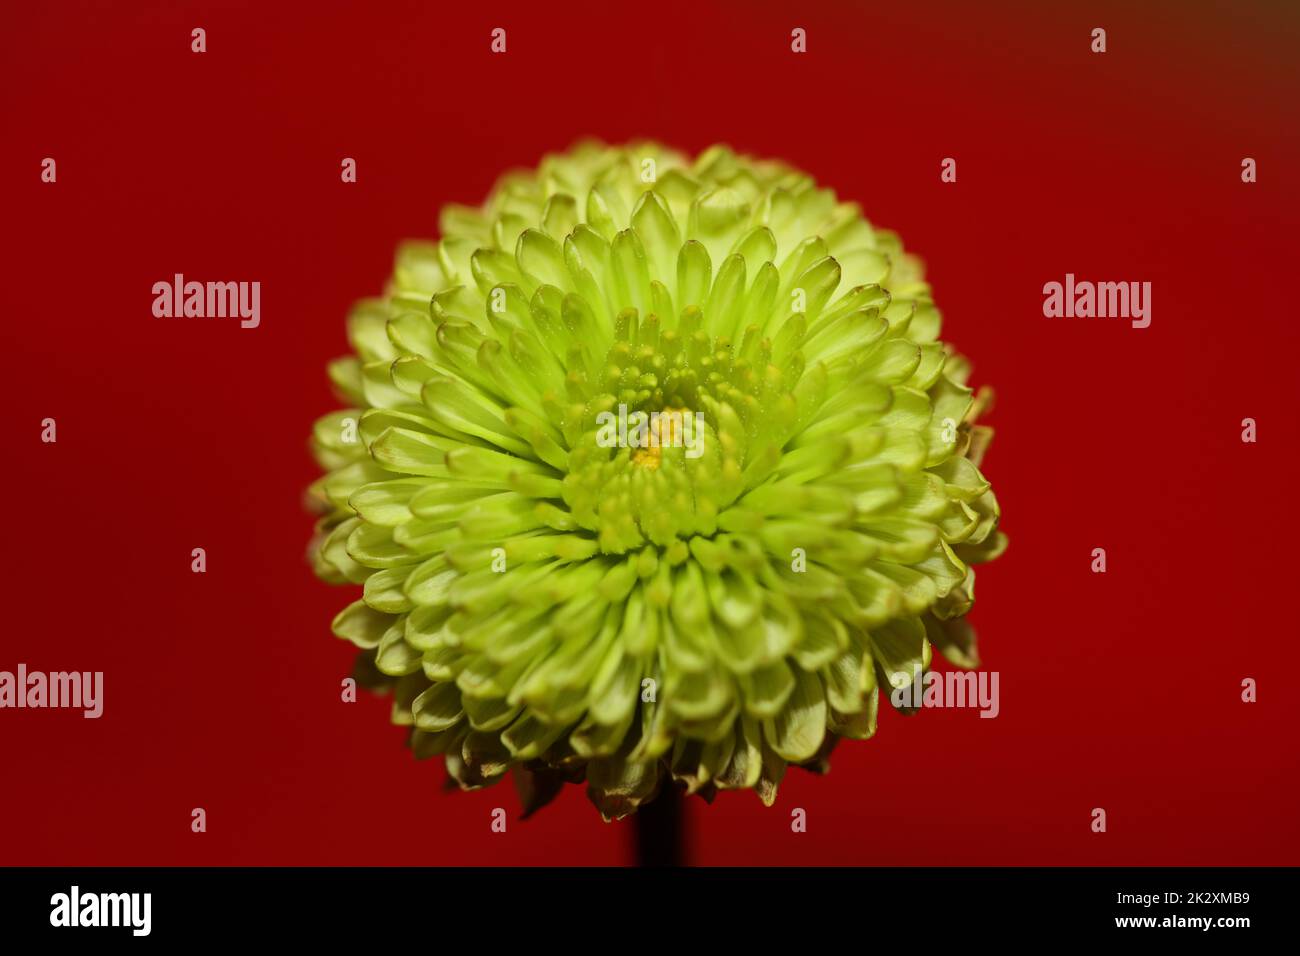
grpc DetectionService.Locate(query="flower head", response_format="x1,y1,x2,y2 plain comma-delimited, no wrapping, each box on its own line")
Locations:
307,142,1005,818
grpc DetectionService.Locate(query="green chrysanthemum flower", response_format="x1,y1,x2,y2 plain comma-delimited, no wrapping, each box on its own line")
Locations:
306,142,1006,819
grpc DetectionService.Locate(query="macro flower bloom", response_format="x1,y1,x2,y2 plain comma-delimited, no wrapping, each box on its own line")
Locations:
306,142,1006,819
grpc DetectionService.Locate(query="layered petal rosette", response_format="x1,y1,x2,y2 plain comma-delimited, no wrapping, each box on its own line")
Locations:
306,142,1006,818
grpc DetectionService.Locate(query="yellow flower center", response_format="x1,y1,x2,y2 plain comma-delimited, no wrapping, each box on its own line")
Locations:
631,406,692,470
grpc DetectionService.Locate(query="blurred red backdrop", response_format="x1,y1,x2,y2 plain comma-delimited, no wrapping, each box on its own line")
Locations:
2,0,1297,865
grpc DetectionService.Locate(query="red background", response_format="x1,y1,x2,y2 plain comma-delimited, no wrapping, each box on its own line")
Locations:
2,0,1298,866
